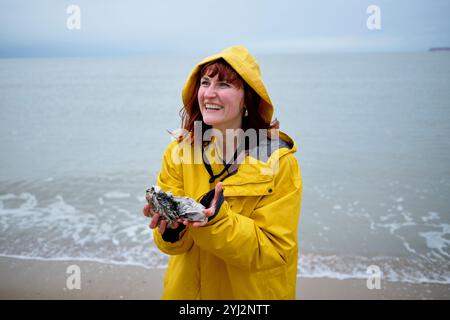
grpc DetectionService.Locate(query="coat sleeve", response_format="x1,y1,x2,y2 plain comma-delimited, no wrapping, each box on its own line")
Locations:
188,153,302,271
152,141,194,255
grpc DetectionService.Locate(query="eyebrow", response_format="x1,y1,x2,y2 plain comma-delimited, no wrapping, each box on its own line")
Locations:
201,76,231,84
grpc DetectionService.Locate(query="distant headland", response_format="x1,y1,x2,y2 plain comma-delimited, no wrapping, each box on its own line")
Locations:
429,47,450,52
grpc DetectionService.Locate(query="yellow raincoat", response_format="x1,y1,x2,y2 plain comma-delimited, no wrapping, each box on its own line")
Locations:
153,46,302,299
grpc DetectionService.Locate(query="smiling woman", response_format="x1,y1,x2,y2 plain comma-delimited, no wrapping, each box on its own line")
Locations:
142,46,302,300
181,57,274,144
198,65,245,133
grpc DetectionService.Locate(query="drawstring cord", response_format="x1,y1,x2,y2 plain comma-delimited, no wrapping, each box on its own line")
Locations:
201,143,246,183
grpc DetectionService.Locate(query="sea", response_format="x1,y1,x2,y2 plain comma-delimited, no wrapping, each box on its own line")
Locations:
0,52,449,286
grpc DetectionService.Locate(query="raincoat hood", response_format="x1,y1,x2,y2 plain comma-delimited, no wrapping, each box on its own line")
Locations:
182,45,274,124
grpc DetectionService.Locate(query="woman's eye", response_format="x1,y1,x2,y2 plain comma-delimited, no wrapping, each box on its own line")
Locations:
219,82,230,88
200,80,209,86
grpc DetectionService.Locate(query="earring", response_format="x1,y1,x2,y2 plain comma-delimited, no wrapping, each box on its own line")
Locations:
244,107,248,117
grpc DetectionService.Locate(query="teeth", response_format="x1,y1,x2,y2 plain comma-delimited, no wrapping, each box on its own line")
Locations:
205,104,223,110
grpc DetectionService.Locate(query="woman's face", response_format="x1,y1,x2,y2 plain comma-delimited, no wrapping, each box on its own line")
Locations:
198,74,245,131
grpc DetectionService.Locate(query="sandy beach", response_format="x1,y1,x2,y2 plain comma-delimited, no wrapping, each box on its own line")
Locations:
0,256,448,300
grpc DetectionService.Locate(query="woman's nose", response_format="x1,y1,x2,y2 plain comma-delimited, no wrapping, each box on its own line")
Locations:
204,85,217,98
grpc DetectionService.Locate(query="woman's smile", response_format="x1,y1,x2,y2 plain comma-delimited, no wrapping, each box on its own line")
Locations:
204,103,224,112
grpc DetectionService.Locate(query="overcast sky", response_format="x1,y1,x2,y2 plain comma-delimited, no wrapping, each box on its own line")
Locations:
0,0,449,57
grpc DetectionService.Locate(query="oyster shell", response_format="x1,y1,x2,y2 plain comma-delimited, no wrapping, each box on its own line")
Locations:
145,186,206,226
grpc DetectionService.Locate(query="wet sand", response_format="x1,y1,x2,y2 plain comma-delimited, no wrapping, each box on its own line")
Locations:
0,256,448,300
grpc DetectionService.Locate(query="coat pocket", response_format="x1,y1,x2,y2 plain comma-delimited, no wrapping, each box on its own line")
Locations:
223,180,274,197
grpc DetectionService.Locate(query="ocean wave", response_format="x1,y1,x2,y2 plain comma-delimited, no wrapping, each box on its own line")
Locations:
104,191,131,199
1,187,449,285
297,253,450,284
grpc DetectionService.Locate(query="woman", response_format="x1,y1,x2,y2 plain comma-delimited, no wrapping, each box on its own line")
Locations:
143,46,302,299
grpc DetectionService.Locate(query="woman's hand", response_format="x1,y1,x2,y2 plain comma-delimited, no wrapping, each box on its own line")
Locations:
178,182,223,228
143,203,179,234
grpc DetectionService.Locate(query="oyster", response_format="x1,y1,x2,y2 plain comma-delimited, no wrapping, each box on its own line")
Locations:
145,186,206,226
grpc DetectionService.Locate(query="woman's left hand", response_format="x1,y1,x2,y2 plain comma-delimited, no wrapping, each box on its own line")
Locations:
178,182,223,228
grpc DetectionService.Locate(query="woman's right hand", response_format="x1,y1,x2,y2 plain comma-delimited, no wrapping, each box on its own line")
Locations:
143,204,179,234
